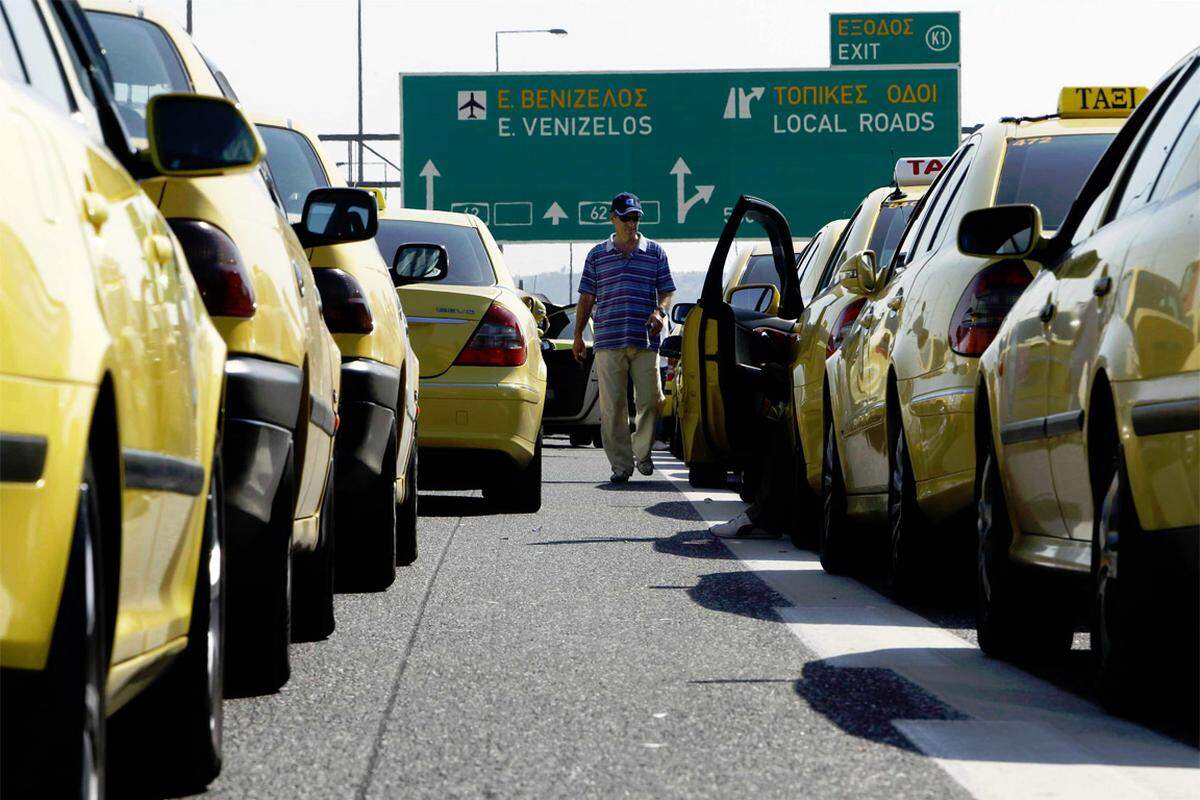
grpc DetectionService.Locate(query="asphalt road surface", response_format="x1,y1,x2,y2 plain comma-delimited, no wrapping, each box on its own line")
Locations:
167,438,1197,799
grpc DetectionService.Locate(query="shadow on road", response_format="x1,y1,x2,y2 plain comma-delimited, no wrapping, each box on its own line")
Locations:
418,494,493,518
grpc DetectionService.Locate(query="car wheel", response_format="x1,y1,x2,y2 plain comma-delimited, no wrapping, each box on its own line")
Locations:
592,429,604,448
687,463,726,488
112,450,225,791
976,446,1072,661
820,418,852,575
396,433,419,566
227,445,294,694
569,430,591,447
886,426,925,600
336,423,398,592
293,461,336,641
484,430,543,513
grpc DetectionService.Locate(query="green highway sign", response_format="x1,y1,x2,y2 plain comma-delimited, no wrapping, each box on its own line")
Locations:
830,12,960,65
400,67,959,241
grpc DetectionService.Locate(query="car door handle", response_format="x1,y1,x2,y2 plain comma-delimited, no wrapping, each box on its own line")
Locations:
1039,302,1056,323
1093,275,1112,297
82,192,108,232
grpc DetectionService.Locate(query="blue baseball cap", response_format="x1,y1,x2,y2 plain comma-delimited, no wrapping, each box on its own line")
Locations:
611,192,643,217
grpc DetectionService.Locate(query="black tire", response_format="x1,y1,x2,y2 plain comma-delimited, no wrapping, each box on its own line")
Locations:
687,463,726,488
886,426,925,600
293,461,336,641
737,469,757,503
820,418,853,574
2,457,107,800
592,429,603,448
227,445,294,694
336,423,398,592
569,430,591,447
976,446,1072,660
484,431,543,513
396,435,419,566
111,451,225,792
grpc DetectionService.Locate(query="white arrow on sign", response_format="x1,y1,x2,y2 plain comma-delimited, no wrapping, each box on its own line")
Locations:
419,160,440,209
543,201,568,226
670,157,715,224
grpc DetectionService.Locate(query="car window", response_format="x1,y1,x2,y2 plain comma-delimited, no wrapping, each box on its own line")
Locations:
0,5,24,81
914,144,975,254
259,125,331,216
1148,69,1200,203
896,144,967,268
738,253,790,289
995,134,1113,230
376,220,497,287
1112,63,1200,218
866,199,917,269
816,204,863,292
5,0,72,112
925,147,979,252
85,10,191,138
796,231,827,296
45,3,98,115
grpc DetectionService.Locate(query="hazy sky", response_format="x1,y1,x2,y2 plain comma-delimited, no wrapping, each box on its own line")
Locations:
146,0,1200,277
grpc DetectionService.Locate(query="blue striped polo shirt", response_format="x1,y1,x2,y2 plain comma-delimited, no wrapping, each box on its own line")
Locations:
578,235,675,351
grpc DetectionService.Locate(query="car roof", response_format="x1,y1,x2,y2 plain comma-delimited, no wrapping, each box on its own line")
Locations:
378,208,479,228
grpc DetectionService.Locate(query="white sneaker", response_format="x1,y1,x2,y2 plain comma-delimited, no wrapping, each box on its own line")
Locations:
710,511,775,539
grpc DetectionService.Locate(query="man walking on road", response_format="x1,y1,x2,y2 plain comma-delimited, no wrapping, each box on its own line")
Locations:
574,192,675,483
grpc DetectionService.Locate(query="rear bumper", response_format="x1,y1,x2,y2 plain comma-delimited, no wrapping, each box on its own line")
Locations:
417,379,542,474
223,356,302,545
334,359,401,503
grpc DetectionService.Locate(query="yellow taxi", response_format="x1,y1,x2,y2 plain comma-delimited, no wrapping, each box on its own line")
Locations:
790,159,942,550
672,231,835,487
81,0,358,687
822,88,1143,597
968,59,1197,706
0,1,245,792
375,209,547,511
253,115,421,598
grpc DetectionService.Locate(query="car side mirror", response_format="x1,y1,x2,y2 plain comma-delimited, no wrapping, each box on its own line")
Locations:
660,335,683,360
838,250,877,296
145,93,263,177
958,204,1043,260
670,302,695,324
728,283,781,315
294,188,379,248
391,243,449,286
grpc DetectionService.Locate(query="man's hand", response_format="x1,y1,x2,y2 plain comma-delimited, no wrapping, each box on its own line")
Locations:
573,334,587,363
646,308,664,337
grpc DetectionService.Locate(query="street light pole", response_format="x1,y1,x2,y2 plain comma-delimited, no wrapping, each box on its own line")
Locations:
356,0,364,185
494,28,568,72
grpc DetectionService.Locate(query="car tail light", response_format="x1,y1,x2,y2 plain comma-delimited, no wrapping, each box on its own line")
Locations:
312,268,374,334
454,302,527,366
168,219,255,318
827,298,867,358
949,260,1033,356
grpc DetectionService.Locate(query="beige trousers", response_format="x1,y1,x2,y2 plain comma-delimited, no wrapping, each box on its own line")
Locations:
595,346,662,475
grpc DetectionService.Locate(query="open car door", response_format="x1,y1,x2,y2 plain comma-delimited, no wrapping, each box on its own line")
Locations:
679,196,802,476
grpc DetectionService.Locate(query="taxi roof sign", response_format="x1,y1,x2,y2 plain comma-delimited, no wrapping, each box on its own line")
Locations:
1058,86,1148,118
894,156,946,188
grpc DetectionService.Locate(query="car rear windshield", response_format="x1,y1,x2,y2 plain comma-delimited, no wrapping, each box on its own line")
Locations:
375,220,496,287
995,133,1114,230
85,11,191,139
258,125,330,215
866,200,917,270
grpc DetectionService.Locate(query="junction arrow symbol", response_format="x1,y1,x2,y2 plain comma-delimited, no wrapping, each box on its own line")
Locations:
419,160,440,209
670,157,715,224
543,201,568,226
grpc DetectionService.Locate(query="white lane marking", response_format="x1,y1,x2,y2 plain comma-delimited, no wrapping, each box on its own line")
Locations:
657,455,1200,799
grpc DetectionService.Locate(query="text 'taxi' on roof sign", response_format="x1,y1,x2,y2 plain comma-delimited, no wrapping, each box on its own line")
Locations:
830,12,960,66
400,68,960,242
